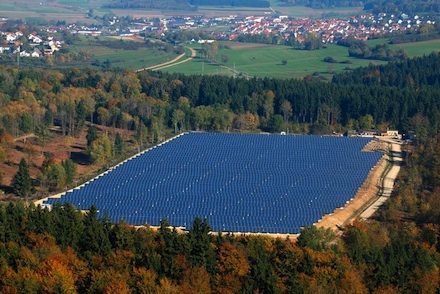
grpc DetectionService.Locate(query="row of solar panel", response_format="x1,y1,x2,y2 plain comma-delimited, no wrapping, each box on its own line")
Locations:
42,132,383,234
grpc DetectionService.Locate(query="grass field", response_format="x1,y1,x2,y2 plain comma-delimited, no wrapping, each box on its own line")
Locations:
67,37,180,70
161,42,385,79
0,0,365,22
161,39,440,79
268,0,363,17
373,39,440,56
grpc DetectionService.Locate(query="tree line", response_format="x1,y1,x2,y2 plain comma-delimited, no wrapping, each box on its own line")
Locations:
1,52,440,139
102,0,196,11
190,0,270,7
279,0,364,8
337,38,408,61
364,0,440,14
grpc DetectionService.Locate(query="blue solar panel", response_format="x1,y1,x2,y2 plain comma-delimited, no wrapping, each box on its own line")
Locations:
42,132,383,234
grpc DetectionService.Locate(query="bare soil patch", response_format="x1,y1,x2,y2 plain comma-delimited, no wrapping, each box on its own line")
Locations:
1,125,134,202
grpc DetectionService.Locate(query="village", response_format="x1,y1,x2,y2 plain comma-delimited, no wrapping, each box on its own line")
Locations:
0,10,435,59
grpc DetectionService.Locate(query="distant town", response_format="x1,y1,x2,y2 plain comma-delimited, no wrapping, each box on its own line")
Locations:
0,11,435,58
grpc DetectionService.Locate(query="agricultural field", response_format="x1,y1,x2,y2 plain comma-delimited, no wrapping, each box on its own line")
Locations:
0,0,366,22
198,1,363,18
161,42,383,79
161,39,440,79
67,36,180,70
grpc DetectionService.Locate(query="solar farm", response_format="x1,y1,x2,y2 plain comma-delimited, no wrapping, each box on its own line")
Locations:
42,132,384,234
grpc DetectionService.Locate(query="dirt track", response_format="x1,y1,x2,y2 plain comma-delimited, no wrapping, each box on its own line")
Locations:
135,47,197,72
316,139,401,232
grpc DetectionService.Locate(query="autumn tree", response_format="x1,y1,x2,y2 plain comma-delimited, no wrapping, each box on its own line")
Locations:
88,134,112,165
172,109,185,133
134,118,148,151
215,242,250,293
280,100,293,122
0,145,6,163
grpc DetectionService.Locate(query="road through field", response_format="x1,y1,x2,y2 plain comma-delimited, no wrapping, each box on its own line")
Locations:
136,47,197,72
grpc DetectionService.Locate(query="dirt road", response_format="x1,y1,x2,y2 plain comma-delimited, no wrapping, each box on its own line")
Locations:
136,47,197,72
316,138,402,232
360,142,402,219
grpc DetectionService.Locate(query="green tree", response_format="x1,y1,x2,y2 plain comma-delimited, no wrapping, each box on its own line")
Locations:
244,237,279,293
86,125,98,147
62,159,76,187
43,110,53,127
45,161,67,191
35,125,50,147
74,99,87,136
359,114,375,130
79,205,112,257
18,112,34,134
296,225,336,251
49,202,85,251
88,135,112,165
114,132,123,156
221,54,229,65
12,158,32,198
188,217,215,273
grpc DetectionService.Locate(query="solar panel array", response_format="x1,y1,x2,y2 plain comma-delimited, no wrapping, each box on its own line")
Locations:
42,132,383,234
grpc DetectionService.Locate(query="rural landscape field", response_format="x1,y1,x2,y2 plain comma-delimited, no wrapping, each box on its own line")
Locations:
161,39,440,79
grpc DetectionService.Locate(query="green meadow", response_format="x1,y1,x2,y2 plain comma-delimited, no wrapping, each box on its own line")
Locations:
161,39,440,79
67,37,180,70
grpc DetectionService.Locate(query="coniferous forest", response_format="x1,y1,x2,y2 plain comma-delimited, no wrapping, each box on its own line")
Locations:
0,53,440,292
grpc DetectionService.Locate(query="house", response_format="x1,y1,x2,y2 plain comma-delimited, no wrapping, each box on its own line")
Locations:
0,46,11,54
32,48,42,57
5,33,16,43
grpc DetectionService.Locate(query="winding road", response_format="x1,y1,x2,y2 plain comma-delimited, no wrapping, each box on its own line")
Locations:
135,47,197,72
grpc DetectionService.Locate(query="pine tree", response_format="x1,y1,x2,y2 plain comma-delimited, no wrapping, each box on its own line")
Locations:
12,158,32,198
86,125,98,147
114,132,123,156
62,159,76,186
